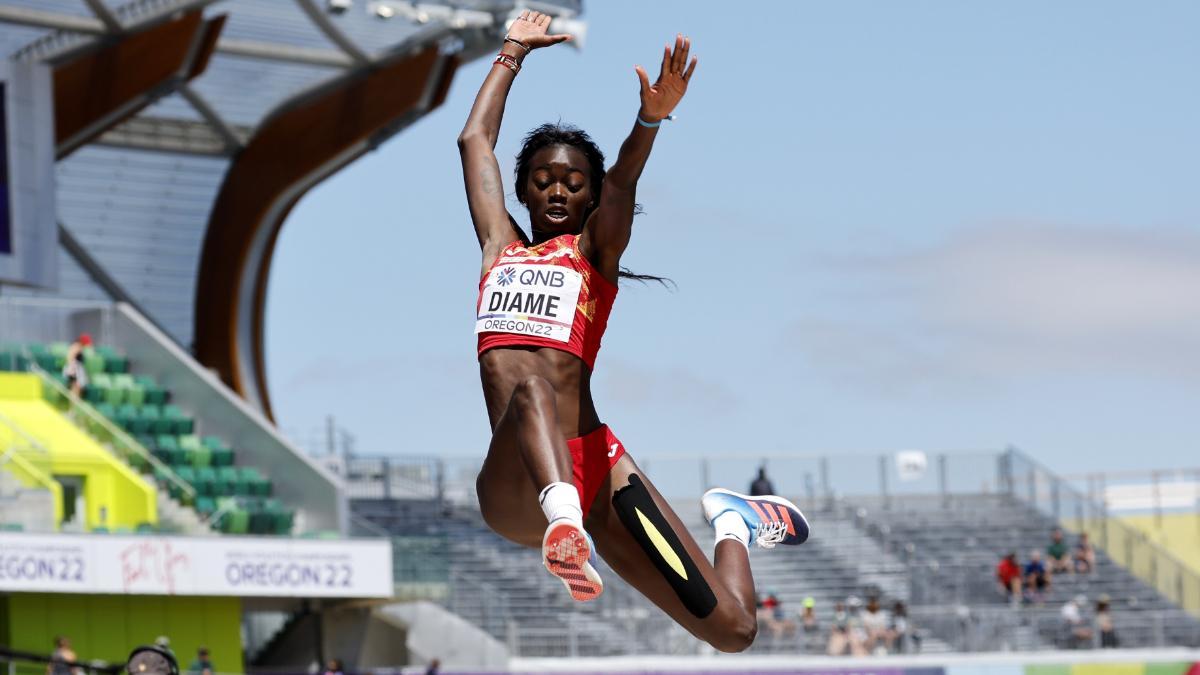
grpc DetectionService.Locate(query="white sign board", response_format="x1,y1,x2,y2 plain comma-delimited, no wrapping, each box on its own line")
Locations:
895,450,928,482
0,533,393,598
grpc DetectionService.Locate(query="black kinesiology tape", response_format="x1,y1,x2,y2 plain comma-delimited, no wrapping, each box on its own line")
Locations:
611,473,717,618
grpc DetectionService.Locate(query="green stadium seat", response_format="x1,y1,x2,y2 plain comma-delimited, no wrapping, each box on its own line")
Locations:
237,467,267,497
155,435,182,465
212,446,234,467
227,508,249,534
83,350,106,377
97,346,129,373
135,522,156,534
136,405,160,435
191,445,212,469
272,510,294,535
163,405,193,435
115,403,139,431
196,467,218,497
94,402,117,421
113,374,144,406
136,375,167,405
249,505,273,534
194,497,216,517
34,353,57,373
215,467,241,496
48,342,68,359
201,436,233,466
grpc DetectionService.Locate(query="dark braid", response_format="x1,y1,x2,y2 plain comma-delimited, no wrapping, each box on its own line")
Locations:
515,123,673,288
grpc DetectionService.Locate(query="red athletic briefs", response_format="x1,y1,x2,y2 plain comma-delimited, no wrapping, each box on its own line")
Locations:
568,424,627,513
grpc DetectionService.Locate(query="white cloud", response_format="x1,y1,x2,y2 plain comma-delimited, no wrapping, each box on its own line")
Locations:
790,224,1200,389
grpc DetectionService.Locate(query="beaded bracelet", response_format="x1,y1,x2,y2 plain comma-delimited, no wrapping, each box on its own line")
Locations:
494,52,521,74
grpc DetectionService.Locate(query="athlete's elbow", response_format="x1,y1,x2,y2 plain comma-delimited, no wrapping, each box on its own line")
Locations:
457,127,488,151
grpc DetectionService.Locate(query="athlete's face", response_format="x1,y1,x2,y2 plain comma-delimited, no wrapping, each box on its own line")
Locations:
525,145,593,239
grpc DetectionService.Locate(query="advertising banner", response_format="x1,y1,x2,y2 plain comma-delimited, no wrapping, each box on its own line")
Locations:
0,532,393,598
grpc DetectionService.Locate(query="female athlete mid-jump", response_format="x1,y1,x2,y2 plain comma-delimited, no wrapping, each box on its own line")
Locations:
458,11,809,652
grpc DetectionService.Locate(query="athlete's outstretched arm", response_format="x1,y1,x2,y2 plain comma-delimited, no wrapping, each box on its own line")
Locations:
581,35,697,278
458,10,571,271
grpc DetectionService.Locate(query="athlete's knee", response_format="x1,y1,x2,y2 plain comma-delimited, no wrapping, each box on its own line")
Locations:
705,610,757,653
510,375,556,412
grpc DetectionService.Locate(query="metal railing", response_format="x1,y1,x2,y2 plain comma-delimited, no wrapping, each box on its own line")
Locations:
0,296,116,346
26,360,197,502
0,411,63,527
1006,448,1200,617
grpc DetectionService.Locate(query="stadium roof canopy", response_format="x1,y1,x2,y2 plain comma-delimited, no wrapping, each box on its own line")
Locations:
0,0,583,415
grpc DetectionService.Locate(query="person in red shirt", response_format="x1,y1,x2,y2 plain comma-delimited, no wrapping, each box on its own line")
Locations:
996,552,1023,602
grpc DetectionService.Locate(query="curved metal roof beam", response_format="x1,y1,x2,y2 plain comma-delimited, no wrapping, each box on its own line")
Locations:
293,0,371,66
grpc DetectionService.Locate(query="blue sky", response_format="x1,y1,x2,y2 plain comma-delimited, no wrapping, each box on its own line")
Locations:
264,0,1200,488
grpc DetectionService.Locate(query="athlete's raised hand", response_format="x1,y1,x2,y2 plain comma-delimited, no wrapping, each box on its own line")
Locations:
506,10,572,50
636,34,698,123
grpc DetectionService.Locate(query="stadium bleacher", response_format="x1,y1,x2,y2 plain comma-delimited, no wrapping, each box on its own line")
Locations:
0,341,294,536
348,458,1200,658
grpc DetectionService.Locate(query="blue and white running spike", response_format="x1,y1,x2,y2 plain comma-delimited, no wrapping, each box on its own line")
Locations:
702,488,810,549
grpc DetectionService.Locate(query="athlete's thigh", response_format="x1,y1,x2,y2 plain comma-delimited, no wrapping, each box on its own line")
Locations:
476,406,546,548
587,455,753,643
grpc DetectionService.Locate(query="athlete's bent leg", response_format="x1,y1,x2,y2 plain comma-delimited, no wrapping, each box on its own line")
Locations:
476,375,575,544
587,457,759,653
474,376,604,600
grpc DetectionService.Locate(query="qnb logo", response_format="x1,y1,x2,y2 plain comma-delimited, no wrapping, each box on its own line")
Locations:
496,267,516,286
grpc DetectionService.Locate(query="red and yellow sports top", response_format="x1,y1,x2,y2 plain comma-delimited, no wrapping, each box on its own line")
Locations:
476,234,617,369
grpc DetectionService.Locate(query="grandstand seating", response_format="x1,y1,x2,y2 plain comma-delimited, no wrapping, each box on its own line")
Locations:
0,342,294,535
353,489,1200,656
847,493,1200,649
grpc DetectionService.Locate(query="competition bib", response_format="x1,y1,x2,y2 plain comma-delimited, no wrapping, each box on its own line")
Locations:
475,263,582,343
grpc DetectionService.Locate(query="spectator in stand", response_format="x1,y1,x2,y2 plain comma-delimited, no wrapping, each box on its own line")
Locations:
186,647,214,675
860,596,891,654
749,465,775,496
1096,595,1118,648
757,591,795,640
889,601,912,654
996,552,1023,603
47,636,80,675
425,658,441,675
323,658,345,675
1074,532,1097,574
1024,549,1050,604
62,334,91,398
800,597,821,652
1060,595,1094,649
1047,528,1071,574
827,600,866,656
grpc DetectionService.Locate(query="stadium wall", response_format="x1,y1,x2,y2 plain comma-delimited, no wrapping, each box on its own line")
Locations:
1121,514,1200,575
0,373,156,530
0,593,242,669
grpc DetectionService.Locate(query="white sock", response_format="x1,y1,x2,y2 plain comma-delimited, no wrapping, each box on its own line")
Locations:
713,510,750,549
539,482,583,525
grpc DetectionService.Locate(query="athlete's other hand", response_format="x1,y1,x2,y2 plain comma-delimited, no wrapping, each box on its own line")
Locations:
636,34,698,123
506,10,572,50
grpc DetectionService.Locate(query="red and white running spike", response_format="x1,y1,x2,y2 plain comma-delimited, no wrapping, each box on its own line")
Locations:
542,518,603,602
